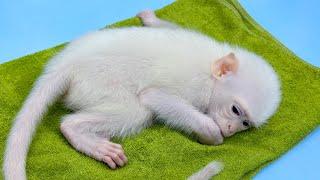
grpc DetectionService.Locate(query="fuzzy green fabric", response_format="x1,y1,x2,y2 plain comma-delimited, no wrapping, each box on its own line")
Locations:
1,0,319,179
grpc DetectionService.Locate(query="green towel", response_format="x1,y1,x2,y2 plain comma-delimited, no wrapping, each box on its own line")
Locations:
1,0,319,179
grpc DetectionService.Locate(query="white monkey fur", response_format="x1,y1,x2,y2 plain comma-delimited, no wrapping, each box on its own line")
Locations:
3,11,281,180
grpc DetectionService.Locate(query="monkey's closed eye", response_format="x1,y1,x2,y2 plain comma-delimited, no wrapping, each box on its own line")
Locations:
242,120,249,127
232,105,240,116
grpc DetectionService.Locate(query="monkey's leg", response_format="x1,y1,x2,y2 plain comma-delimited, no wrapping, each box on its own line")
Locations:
60,112,127,169
136,10,179,29
139,88,223,145
60,103,152,169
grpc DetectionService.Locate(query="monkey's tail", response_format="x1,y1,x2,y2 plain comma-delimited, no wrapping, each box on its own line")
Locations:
3,69,69,180
188,161,224,180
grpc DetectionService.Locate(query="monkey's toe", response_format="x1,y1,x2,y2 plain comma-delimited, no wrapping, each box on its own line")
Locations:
136,10,156,19
136,10,159,26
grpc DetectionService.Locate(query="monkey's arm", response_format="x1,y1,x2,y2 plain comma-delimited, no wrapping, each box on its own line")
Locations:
139,88,223,145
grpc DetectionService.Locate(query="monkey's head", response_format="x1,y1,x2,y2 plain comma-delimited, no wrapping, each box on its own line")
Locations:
208,50,281,137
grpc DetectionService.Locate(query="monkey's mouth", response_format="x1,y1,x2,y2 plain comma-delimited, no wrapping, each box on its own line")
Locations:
218,127,225,138
219,129,225,138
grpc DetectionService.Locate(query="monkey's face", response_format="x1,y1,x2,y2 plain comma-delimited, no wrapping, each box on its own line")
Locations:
208,52,281,137
208,93,252,137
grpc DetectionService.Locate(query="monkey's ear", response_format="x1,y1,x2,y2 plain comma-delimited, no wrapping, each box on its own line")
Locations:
211,52,239,80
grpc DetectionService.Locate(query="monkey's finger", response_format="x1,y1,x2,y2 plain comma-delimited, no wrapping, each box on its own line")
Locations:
119,153,128,164
107,148,128,164
102,156,116,169
107,152,125,167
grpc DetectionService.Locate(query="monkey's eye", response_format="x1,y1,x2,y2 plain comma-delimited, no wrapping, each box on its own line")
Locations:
242,120,249,127
232,105,240,116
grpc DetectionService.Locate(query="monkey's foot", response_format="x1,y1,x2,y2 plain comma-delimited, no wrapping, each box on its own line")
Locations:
91,140,128,169
136,10,159,26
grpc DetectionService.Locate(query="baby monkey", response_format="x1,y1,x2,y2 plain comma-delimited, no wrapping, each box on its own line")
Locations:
3,10,281,180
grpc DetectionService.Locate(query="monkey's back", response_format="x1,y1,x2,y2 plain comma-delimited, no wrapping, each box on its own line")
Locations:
47,27,223,110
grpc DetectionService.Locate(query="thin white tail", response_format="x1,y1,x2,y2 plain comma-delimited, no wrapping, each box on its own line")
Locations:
3,70,69,180
188,161,224,180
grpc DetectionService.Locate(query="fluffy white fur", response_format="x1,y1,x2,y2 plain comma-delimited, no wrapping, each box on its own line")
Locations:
3,10,281,180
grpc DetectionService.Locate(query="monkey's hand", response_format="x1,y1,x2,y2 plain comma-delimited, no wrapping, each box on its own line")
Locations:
139,87,223,145
197,117,224,145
